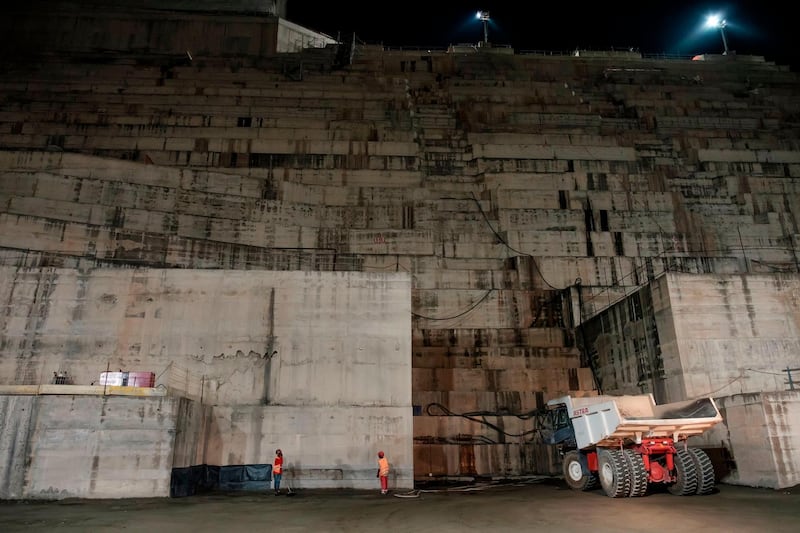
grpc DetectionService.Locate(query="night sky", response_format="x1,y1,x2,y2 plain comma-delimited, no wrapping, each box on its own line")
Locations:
287,1,797,70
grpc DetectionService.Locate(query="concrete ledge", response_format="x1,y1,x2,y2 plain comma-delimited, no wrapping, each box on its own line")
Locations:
0,385,167,396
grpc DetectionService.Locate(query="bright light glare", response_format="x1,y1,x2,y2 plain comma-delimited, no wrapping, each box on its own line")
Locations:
705,14,725,28
476,11,482,19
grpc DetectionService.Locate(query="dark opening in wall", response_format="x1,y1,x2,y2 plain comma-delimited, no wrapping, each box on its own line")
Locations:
194,138,209,152
402,205,415,229
45,134,65,149
600,210,609,231
558,191,567,209
614,232,624,256
237,117,252,127
420,56,433,72
628,293,643,321
584,208,595,232
250,153,290,168
588,172,609,191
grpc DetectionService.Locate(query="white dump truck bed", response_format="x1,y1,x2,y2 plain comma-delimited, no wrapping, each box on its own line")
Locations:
547,394,723,450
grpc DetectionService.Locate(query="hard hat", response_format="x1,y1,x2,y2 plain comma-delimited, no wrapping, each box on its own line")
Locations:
378,451,384,458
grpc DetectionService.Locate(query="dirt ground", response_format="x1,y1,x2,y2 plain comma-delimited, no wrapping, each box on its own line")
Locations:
1,479,798,533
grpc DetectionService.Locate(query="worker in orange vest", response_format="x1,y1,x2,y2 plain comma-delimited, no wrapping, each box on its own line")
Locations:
273,449,283,495
377,451,390,494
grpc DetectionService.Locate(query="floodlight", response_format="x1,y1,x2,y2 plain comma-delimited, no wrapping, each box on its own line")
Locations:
704,13,729,54
476,10,490,45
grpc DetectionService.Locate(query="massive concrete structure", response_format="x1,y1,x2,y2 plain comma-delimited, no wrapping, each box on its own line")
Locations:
0,3,799,496
580,272,800,488
0,268,413,498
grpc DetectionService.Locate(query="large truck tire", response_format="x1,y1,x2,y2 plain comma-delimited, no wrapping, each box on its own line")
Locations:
598,449,631,498
622,449,648,497
562,450,599,491
688,448,716,495
668,449,698,496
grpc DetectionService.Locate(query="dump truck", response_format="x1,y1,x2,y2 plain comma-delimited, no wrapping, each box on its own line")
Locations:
545,394,723,498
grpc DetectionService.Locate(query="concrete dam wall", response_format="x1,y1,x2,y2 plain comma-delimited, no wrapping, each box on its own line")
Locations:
0,6,799,490
0,268,413,497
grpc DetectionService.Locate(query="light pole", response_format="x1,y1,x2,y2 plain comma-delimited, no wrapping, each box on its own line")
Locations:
476,11,490,46
705,14,729,55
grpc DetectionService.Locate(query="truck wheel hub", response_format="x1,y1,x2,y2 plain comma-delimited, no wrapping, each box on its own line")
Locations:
567,461,583,481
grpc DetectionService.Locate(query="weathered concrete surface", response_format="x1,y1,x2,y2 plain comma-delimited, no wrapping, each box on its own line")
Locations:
205,405,413,489
0,395,179,500
0,267,414,495
1,13,799,486
655,273,800,402
0,482,798,533
171,397,211,469
0,267,411,408
583,273,800,402
579,273,800,487
0,396,36,499
1,391,414,499
703,391,800,489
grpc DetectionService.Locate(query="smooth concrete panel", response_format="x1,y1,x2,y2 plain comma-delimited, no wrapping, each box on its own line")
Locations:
664,273,800,400
705,391,800,489
0,266,413,494
1,395,179,500
269,271,412,407
205,404,414,489
583,272,800,404
0,267,411,409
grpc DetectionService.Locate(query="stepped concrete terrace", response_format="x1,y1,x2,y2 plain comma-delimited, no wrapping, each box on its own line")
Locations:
1,25,800,486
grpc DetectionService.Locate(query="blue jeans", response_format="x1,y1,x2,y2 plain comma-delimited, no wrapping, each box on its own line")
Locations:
273,473,282,491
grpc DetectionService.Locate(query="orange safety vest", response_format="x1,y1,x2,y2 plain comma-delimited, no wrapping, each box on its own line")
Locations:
378,457,389,477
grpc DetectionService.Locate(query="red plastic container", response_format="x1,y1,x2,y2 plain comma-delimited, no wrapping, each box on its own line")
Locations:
126,371,155,387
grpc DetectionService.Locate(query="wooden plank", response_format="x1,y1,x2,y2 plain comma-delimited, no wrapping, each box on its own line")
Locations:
0,384,166,397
